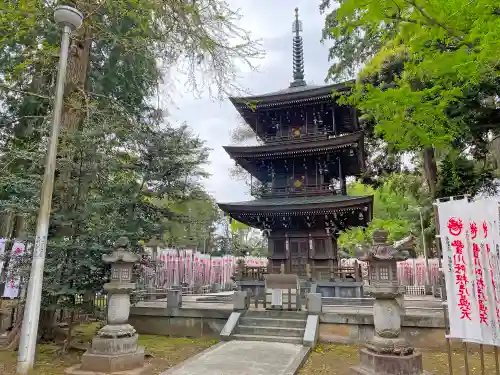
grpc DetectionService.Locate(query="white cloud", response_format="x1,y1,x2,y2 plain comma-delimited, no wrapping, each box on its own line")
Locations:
168,2,332,204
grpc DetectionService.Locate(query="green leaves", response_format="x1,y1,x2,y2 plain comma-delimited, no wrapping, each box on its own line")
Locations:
339,173,430,255
323,0,500,152
0,0,260,319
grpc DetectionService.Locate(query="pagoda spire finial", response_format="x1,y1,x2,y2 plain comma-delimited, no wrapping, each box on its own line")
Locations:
290,7,306,87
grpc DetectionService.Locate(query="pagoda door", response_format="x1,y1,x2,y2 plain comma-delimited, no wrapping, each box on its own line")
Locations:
289,239,308,277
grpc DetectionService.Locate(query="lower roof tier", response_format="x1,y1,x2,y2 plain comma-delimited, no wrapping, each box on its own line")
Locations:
218,194,373,232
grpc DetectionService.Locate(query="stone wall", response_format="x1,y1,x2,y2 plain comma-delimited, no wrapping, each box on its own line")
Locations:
129,303,230,338
129,303,446,349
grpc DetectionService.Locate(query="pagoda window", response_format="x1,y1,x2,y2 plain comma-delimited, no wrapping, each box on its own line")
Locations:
273,239,286,256
314,238,326,257
379,266,390,280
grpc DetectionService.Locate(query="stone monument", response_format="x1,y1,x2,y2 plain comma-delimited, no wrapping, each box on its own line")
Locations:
66,237,149,375
351,230,431,375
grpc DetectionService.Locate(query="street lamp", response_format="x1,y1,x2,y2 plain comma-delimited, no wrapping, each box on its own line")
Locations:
16,5,83,374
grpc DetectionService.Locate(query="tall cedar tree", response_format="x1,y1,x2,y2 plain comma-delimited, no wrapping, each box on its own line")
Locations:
0,0,260,343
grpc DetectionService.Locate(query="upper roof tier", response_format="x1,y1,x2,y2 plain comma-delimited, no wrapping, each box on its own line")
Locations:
228,8,356,138
229,80,352,111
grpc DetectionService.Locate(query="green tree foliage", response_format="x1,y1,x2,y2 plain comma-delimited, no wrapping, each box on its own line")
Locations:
212,218,267,256
339,173,432,255
322,0,500,159
0,0,260,342
162,189,221,251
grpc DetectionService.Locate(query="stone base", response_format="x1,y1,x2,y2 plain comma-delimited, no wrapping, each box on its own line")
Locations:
91,334,139,354
98,324,137,338
351,348,432,375
366,335,413,355
78,347,145,373
65,363,151,375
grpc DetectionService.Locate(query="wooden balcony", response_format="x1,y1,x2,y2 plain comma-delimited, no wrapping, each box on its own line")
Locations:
263,129,330,144
235,264,362,282
235,266,268,281
259,183,336,197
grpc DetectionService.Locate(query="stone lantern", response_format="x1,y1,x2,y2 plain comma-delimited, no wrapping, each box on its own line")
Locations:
66,237,149,375
352,230,431,375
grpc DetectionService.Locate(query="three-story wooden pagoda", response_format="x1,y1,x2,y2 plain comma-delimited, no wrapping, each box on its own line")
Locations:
218,8,373,280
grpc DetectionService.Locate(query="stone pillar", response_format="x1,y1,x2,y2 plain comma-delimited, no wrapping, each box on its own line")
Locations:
66,237,149,375
233,291,249,311
306,293,322,314
167,289,182,308
352,230,431,375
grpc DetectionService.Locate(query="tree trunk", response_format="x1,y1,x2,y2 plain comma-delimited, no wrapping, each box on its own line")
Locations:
490,134,500,170
53,26,92,235
38,307,58,342
62,310,75,353
0,212,14,238
422,147,438,197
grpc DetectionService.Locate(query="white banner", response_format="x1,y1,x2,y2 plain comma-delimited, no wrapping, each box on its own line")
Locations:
469,198,500,345
438,198,500,346
0,238,6,275
2,241,25,299
438,198,482,342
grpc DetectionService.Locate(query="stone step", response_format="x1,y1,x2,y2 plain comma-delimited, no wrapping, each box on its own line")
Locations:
239,317,306,329
245,310,308,319
350,365,372,375
232,333,303,345
238,325,305,338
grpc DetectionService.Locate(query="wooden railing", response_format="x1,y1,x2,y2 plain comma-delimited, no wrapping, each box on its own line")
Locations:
260,183,336,197
263,130,353,144
264,131,330,143
313,265,362,282
236,264,362,282
235,266,268,281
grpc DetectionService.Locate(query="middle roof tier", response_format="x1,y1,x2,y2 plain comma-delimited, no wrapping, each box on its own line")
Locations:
224,131,365,181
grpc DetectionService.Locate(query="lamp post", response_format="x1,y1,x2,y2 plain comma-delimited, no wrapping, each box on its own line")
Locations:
16,5,83,374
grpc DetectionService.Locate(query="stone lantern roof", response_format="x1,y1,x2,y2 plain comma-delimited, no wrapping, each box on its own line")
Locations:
359,230,409,262
102,236,140,264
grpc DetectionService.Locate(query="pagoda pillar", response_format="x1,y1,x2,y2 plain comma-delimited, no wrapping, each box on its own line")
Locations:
285,233,290,272
331,105,337,135
308,233,315,278
338,157,346,195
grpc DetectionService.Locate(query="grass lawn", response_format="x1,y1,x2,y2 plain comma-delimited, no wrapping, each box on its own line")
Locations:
299,343,500,375
2,325,498,375
0,323,216,375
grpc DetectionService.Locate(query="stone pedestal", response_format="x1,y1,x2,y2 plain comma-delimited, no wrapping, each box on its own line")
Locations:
352,348,431,375
233,291,249,311
306,293,322,314
66,237,150,375
351,230,431,375
167,289,182,308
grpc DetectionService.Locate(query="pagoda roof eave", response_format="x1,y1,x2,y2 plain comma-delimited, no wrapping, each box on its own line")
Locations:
223,131,364,160
229,80,355,112
218,195,373,217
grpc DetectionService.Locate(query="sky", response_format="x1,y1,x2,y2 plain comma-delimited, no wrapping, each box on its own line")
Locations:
169,1,334,204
